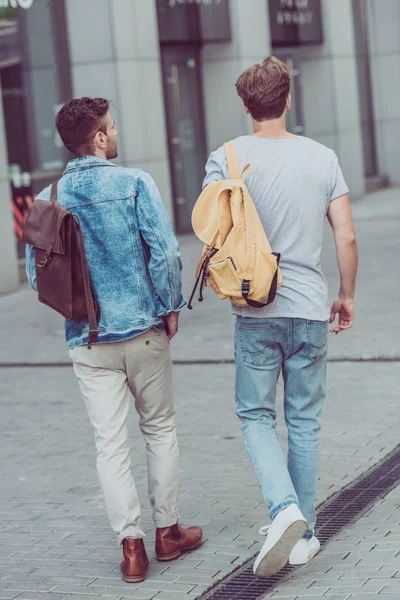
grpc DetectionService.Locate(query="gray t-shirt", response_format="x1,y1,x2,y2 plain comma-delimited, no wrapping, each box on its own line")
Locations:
203,135,349,321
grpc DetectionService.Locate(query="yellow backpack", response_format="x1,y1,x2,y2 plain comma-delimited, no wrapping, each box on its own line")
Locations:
188,140,282,310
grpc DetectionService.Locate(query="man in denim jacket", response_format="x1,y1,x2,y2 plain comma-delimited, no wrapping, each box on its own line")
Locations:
26,98,202,582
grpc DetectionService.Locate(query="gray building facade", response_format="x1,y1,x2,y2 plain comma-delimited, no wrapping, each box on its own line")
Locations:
0,0,397,293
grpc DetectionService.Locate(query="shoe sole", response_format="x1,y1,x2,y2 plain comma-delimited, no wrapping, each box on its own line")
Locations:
289,545,320,565
123,574,145,583
156,539,203,562
254,520,308,577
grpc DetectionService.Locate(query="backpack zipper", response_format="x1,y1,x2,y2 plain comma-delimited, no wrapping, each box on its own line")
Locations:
228,256,237,270
209,255,237,271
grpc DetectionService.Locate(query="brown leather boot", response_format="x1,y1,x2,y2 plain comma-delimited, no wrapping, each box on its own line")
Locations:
156,523,203,561
120,538,149,583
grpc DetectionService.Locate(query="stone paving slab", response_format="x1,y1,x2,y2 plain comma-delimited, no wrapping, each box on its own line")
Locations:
0,361,398,599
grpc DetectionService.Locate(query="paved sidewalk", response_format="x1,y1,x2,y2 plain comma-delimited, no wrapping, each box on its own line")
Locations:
0,361,398,600
263,486,400,600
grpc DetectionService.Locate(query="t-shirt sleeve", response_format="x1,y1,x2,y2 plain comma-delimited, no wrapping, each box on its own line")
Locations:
202,145,228,189
329,152,349,202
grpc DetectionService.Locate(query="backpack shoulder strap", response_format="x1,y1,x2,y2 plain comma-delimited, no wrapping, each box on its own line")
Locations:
75,221,99,345
224,140,241,179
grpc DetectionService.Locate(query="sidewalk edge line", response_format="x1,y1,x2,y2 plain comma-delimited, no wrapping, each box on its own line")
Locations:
0,357,399,368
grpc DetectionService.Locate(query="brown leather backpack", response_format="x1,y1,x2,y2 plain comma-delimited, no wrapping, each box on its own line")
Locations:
22,181,99,345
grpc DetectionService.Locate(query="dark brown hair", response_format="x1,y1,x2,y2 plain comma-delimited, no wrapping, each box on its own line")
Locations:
55,97,110,156
235,57,291,121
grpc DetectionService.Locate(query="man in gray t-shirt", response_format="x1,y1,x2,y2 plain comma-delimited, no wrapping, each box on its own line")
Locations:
204,136,349,321
203,57,358,577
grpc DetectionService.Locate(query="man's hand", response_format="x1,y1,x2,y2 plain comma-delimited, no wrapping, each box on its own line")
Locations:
329,297,354,334
164,312,180,340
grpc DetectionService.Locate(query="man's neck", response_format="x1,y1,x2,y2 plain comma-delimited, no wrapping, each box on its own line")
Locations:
74,151,108,160
94,149,108,160
251,116,295,140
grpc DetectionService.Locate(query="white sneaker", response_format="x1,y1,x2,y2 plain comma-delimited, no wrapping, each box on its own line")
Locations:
289,535,320,565
253,505,308,577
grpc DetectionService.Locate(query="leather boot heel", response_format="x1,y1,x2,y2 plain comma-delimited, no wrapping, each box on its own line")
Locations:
121,538,148,583
123,573,145,583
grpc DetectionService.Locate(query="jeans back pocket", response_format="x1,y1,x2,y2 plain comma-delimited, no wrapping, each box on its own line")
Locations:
236,322,277,367
306,320,328,358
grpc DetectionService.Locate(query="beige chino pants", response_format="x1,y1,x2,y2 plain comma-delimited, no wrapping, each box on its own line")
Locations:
69,328,180,545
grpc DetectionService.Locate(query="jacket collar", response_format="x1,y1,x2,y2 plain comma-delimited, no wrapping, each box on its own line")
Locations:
63,155,117,174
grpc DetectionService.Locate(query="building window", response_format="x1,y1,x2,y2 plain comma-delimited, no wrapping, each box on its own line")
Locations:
0,0,72,259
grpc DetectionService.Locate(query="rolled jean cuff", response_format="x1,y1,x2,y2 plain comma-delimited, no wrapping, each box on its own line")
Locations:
153,511,180,528
117,527,146,547
303,531,313,539
270,500,298,520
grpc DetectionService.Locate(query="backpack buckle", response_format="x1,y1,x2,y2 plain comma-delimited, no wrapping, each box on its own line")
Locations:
36,253,52,268
242,280,251,297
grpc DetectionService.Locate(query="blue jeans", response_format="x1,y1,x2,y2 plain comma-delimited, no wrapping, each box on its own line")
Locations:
235,317,328,537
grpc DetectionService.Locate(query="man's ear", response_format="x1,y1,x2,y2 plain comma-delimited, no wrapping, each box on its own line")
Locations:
241,99,250,115
94,130,107,150
286,93,291,110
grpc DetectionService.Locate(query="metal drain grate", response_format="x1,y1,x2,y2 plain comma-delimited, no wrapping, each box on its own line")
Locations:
200,445,400,600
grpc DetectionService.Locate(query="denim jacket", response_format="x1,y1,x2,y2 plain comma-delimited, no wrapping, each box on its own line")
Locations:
25,156,185,348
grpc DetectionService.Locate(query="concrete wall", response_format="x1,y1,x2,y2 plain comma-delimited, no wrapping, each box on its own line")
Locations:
201,0,271,155
64,0,174,222
367,0,400,185
0,75,19,294
285,0,365,198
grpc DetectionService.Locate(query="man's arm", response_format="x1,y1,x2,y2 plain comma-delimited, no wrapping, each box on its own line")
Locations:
327,193,358,334
136,172,185,339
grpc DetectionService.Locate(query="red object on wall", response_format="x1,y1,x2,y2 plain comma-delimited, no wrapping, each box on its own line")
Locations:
12,185,34,240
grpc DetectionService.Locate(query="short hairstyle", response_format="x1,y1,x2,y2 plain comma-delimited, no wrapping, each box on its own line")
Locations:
55,97,110,156
235,57,291,121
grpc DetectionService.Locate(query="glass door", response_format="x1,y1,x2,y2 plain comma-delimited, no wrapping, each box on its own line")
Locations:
161,45,207,233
